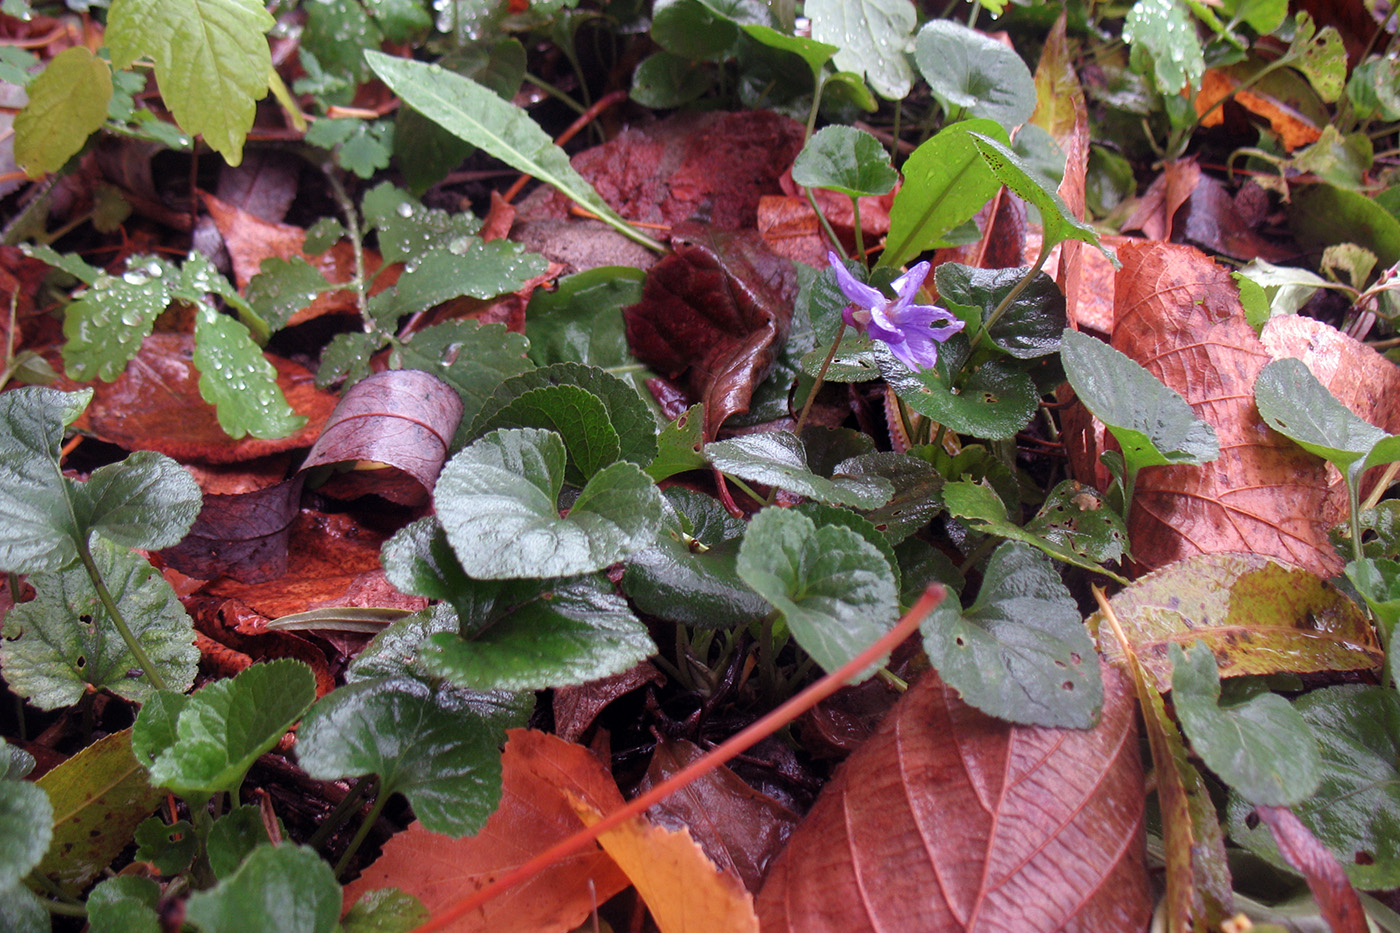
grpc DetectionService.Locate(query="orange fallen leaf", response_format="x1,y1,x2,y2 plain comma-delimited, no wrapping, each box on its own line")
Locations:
571,794,760,933
345,730,630,933
1195,68,1322,152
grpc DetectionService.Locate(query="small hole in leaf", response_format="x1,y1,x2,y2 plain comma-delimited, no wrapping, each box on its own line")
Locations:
1246,812,1260,829
79,614,93,625
1061,681,1074,691
1070,652,1082,664
955,636,966,647
1357,851,1376,866
75,655,85,669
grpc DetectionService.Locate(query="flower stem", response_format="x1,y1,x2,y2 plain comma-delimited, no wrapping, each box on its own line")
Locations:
76,539,167,692
971,238,1052,355
335,790,390,879
793,320,848,439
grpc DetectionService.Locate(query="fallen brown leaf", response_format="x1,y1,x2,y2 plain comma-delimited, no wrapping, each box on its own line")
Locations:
755,666,1149,932
1123,158,1200,242
1110,242,1341,578
1254,806,1367,933
1195,68,1323,152
344,730,630,933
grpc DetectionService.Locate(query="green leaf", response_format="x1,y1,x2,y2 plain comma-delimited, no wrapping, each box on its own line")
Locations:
739,24,836,82
882,120,1009,270
386,241,548,316
0,779,51,889
525,266,644,369
631,51,713,108
942,480,1129,583
839,451,944,543
896,536,963,610
1289,183,1400,269
133,659,316,796
1,540,197,708
737,506,899,681
807,0,915,100
913,19,1034,130
704,430,893,509
622,487,769,628
880,342,1039,441
106,0,274,164
1227,685,1400,888
1024,480,1131,566
791,125,896,199
365,52,659,251
194,305,306,440
1220,0,1286,34
436,428,662,579
35,729,163,891
298,676,527,836
935,263,1066,359
390,320,533,432
1,737,34,780
969,133,1116,262
185,844,340,933
652,0,739,60
302,0,379,81
12,46,111,175
87,876,161,933
341,888,429,933
647,404,707,482
1255,357,1400,479
1061,328,1219,467
472,385,621,485
207,805,279,879
923,542,1102,728
134,817,197,875
1287,12,1346,103
1171,642,1321,806
1123,0,1205,94
60,257,173,381
0,883,48,933
245,257,335,334
318,331,379,388
361,183,482,263
1347,57,1400,122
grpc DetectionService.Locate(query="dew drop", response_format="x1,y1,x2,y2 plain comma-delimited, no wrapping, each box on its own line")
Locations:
123,271,148,285
396,202,414,218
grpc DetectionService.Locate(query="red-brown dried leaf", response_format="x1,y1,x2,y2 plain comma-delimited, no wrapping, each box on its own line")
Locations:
1254,806,1367,933
160,472,303,583
344,730,630,933
636,738,801,895
1177,173,1292,263
552,662,663,743
623,222,797,440
755,666,1149,932
189,596,336,697
71,334,337,463
1111,242,1341,578
1124,159,1200,242
1195,69,1323,151
301,369,463,505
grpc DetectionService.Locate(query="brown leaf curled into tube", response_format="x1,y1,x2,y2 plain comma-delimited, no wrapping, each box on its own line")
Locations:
1111,242,1341,578
623,222,796,440
755,666,1150,932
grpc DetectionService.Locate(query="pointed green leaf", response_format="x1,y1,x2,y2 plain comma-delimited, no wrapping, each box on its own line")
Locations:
390,320,533,433
969,132,1116,262
1227,685,1400,888
1123,0,1205,94
524,266,645,370
739,25,836,82
737,506,899,681
387,241,547,315
472,385,621,486
185,844,340,933
0,779,51,889
298,676,527,836
882,120,1008,269
365,52,658,250
935,262,1066,359
87,876,161,933
194,305,305,440
622,487,769,628
36,729,163,891
106,0,274,164
435,428,662,580
12,46,112,175
943,479,1129,583
1,539,197,708
807,0,914,99
133,659,316,796
1255,357,1400,477
341,888,429,933
1171,642,1321,806
705,430,893,509
923,542,1102,728
913,20,1034,130
1061,328,1219,468
791,125,896,199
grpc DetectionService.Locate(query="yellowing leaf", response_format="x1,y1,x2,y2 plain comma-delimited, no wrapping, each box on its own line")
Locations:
13,47,112,176
571,795,760,933
106,0,274,165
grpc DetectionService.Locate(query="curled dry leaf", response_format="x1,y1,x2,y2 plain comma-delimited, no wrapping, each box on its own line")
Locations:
1109,242,1342,578
755,665,1150,933
1254,806,1367,933
1195,69,1323,151
344,729,631,933
552,662,663,743
1123,158,1200,243
71,334,337,463
302,369,463,505
623,222,797,441
160,472,304,583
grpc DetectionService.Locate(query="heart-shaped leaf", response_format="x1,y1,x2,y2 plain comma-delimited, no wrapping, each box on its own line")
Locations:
837,451,945,543
880,341,1039,441
1171,641,1321,806
935,262,1066,359
525,266,645,370
622,488,769,629
1,538,198,708
914,20,1035,130
473,385,621,486
737,506,898,681
207,805,280,881
132,659,316,796
1256,356,1400,480
185,844,341,933
86,876,161,933
923,542,1102,728
0,778,51,890
807,0,914,99
791,125,897,199
298,676,530,837
705,430,893,509
1025,480,1130,565
435,428,662,580
0,387,202,574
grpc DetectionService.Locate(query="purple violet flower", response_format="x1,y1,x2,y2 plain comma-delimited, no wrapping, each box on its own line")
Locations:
827,251,964,372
